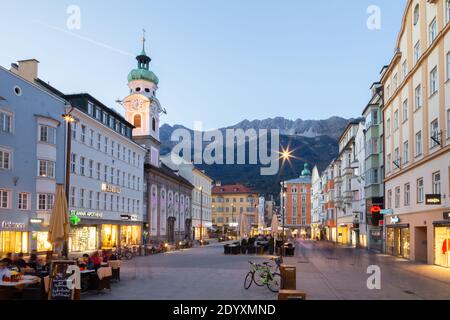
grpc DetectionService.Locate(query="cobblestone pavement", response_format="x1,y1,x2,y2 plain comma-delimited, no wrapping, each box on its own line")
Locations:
85,242,277,300
84,240,450,300
284,240,450,300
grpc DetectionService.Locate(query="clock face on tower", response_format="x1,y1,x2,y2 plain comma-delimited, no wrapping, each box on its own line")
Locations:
123,93,150,111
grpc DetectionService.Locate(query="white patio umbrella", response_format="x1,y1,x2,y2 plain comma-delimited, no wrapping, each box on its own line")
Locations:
270,214,279,254
239,214,248,240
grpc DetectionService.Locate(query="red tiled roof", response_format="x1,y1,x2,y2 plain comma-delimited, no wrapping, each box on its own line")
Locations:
212,184,257,195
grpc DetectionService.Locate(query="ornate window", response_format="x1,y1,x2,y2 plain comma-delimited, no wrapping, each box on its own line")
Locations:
134,114,141,128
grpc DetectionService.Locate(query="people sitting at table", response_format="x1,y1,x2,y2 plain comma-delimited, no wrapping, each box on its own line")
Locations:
13,253,27,270
27,250,39,270
0,259,12,280
1,253,12,266
91,252,102,270
79,254,94,270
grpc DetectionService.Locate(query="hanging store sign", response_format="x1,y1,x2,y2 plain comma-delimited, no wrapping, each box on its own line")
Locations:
425,194,441,205
370,206,382,213
101,183,121,194
390,216,400,224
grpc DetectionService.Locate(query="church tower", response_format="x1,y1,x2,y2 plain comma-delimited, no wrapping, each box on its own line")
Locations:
123,32,164,167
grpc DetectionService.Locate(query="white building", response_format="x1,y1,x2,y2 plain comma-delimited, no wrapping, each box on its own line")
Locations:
161,154,213,240
334,120,364,246
352,122,367,247
63,94,146,253
311,165,323,239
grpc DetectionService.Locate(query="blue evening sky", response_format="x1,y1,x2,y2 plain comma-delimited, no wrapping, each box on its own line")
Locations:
0,0,406,130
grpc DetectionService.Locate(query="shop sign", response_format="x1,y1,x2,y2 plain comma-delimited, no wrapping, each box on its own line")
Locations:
1,220,26,230
380,209,393,215
30,218,43,224
69,210,103,219
101,183,121,194
390,216,400,224
370,206,381,213
425,194,441,205
443,212,450,220
120,214,139,221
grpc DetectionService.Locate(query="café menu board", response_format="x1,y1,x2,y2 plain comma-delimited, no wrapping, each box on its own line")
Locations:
49,261,75,300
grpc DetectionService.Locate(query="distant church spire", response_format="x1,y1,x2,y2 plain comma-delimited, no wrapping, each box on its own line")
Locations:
141,28,147,56
136,29,151,70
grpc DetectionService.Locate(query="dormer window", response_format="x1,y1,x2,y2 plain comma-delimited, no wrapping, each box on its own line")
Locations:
145,88,150,93
136,87,141,92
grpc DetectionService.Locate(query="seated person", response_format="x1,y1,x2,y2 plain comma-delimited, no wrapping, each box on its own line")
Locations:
14,253,27,270
0,259,12,280
1,253,12,266
79,254,94,270
90,252,102,269
27,251,39,270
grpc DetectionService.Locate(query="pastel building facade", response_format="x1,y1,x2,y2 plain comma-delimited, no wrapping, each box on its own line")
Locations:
381,0,450,267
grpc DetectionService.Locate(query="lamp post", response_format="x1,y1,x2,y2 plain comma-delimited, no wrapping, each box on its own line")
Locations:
62,109,76,259
279,147,292,243
199,186,203,241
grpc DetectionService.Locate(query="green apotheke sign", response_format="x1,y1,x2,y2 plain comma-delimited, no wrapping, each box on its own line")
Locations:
69,210,103,225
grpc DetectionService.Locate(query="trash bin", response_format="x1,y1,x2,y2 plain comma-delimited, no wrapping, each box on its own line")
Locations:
223,244,230,255
280,265,296,290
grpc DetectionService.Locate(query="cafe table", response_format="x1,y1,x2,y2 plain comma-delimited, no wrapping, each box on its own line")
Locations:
80,270,95,293
0,275,41,288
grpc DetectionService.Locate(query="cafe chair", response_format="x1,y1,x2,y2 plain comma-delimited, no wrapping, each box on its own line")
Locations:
89,267,112,294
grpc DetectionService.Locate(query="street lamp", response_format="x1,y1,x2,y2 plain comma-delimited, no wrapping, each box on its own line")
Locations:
199,186,203,241
61,108,76,259
278,146,293,243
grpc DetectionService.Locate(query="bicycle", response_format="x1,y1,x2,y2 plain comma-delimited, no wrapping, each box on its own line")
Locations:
244,260,282,293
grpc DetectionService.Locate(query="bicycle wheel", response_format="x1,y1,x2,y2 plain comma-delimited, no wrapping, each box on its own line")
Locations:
267,272,281,293
244,272,253,289
253,269,265,287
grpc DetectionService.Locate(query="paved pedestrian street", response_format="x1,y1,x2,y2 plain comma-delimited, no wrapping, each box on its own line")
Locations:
85,240,450,300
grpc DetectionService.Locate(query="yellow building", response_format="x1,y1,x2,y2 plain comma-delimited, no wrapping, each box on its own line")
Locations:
381,0,450,266
211,184,258,233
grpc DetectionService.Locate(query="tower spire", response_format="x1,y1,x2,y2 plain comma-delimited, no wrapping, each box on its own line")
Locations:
141,28,146,55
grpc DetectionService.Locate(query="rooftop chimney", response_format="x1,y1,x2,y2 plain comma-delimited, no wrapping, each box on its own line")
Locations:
10,59,39,82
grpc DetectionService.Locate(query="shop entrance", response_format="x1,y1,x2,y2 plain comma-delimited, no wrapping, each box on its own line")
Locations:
414,227,428,263
386,226,410,259
338,226,349,244
434,226,450,268
167,217,175,243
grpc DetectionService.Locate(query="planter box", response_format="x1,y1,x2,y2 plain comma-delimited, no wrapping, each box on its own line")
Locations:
256,246,265,255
